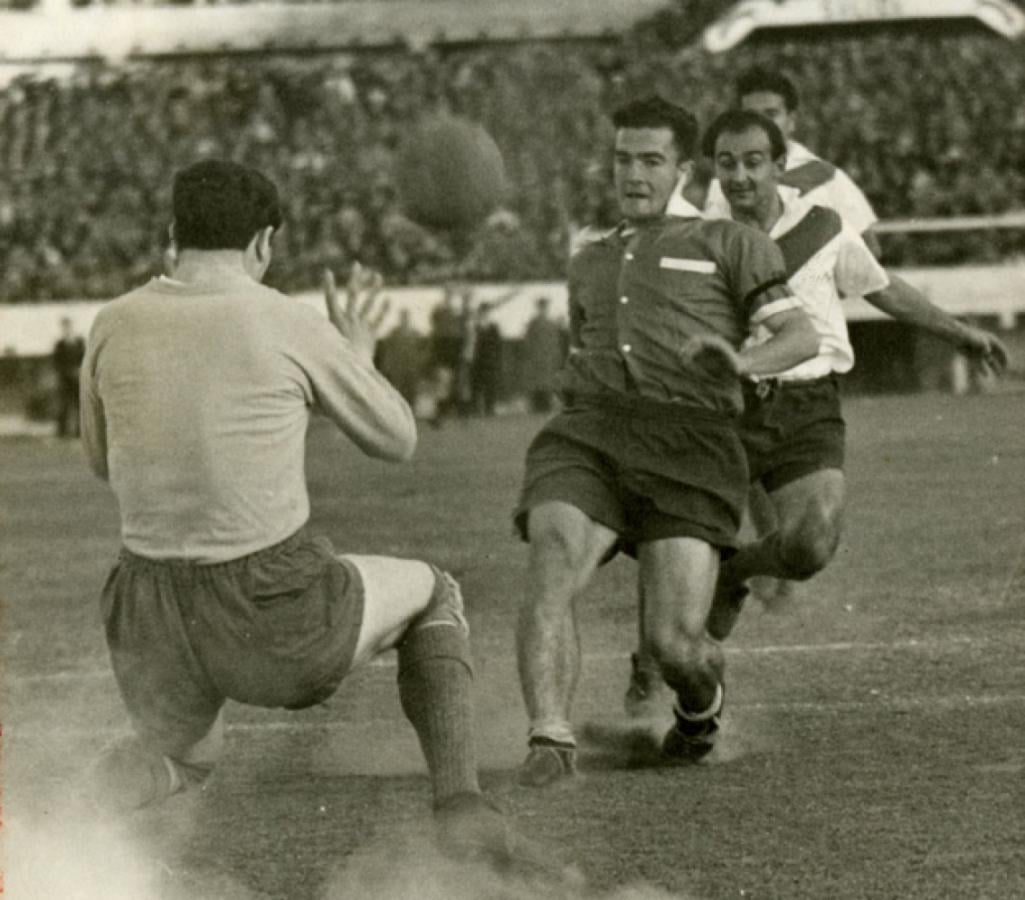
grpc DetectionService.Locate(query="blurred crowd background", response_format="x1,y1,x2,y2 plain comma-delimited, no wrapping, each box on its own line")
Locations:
3,12,1025,304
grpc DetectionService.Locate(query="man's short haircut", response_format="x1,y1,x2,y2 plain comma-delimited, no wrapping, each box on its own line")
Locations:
172,159,283,251
611,95,699,161
735,67,799,112
702,109,788,163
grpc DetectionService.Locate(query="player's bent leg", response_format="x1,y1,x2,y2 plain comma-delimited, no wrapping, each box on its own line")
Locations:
88,711,225,813
345,556,578,880
639,538,725,762
745,480,795,609
724,469,845,585
343,555,479,805
517,501,617,786
769,469,846,582
343,555,439,668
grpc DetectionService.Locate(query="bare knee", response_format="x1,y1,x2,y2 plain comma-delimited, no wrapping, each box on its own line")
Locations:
647,631,724,712
777,515,840,580
526,516,599,600
408,567,468,635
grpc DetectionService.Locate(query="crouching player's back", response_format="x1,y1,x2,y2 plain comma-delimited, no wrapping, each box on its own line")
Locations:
80,159,577,886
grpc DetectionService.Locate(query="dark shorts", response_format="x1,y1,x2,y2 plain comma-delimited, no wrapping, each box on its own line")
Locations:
101,528,365,756
515,397,747,552
741,375,846,493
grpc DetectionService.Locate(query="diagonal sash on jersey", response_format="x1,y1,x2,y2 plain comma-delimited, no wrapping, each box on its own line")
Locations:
775,205,843,278
780,159,837,197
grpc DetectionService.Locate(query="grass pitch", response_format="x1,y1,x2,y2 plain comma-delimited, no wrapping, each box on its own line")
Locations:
2,391,1024,900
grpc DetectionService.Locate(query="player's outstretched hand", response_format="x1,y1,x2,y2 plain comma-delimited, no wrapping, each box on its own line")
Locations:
323,263,390,365
959,325,1009,379
680,334,742,381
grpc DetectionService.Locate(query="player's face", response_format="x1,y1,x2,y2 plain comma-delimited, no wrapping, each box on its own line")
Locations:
739,91,796,140
714,126,785,219
614,127,687,222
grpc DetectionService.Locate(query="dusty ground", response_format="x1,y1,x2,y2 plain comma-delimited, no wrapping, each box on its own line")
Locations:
3,391,1024,899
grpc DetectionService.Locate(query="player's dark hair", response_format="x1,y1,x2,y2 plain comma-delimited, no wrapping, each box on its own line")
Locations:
702,109,788,163
172,159,283,251
611,95,699,161
735,67,799,112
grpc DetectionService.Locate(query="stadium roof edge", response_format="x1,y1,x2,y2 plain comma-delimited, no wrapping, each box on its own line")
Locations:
0,0,669,61
703,0,1025,52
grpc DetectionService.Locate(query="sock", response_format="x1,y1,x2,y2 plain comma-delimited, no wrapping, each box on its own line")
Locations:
526,720,576,749
675,680,724,723
398,617,480,806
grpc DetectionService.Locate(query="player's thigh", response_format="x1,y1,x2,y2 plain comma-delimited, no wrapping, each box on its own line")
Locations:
638,536,720,642
527,500,619,591
770,467,846,537
342,554,437,669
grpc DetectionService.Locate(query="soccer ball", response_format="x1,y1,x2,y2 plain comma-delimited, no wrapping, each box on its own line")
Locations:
396,114,507,231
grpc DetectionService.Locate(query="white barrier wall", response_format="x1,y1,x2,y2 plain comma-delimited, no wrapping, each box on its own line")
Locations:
4,263,1024,359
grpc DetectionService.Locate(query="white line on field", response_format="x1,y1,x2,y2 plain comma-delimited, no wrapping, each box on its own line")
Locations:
7,633,994,686
7,692,1025,742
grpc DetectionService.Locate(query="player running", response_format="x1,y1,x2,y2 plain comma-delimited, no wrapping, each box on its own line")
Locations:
513,96,820,787
625,110,1010,717
698,66,1009,612
80,159,572,880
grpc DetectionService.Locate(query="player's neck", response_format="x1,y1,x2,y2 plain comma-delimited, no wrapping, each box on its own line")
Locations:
171,250,254,285
733,191,783,235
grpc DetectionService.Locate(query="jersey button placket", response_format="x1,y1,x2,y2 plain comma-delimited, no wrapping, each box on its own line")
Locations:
618,243,635,360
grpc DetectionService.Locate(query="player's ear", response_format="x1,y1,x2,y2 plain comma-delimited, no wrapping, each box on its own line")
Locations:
254,226,275,263
676,159,694,183
243,226,275,282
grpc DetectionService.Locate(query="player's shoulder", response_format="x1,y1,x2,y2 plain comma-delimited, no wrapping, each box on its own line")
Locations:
686,215,775,250
787,198,844,236
89,279,163,333
569,223,620,259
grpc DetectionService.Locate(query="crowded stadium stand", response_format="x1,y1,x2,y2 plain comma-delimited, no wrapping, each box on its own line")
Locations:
1,0,1024,406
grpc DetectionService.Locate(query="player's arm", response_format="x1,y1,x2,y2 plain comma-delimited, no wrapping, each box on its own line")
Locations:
308,265,418,462
79,333,109,481
715,222,820,375
681,308,818,381
740,306,819,376
864,272,1009,377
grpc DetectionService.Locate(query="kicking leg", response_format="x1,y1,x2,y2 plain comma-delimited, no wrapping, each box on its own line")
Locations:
516,501,617,785
639,537,725,761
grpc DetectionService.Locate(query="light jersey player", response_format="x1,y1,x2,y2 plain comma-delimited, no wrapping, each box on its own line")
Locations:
79,159,574,882
660,66,1010,614
624,110,1010,716
691,66,880,256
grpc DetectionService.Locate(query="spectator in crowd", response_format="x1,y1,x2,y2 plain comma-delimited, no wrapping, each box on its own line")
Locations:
429,285,474,426
53,316,85,438
521,297,566,414
2,30,1025,302
376,307,426,410
470,301,503,417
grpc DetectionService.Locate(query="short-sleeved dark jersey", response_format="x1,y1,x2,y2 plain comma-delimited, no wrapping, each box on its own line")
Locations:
561,215,794,414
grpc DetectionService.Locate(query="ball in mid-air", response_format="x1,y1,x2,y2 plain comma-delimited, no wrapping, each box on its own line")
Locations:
396,115,507,231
